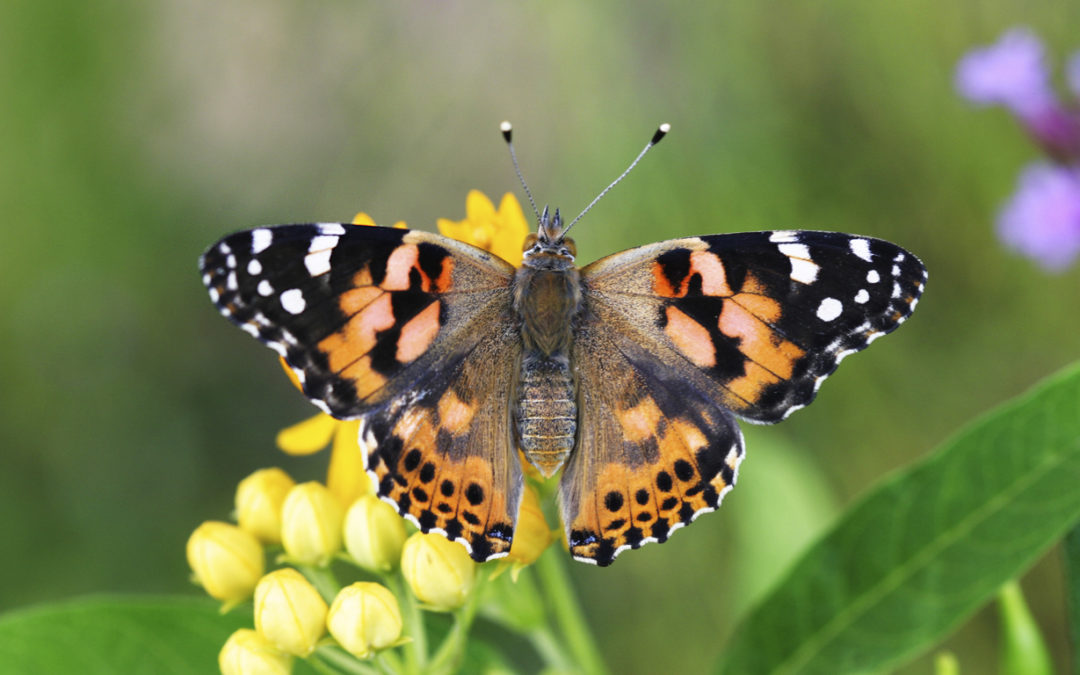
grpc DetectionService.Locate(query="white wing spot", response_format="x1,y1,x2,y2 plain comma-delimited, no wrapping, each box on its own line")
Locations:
208,287,220,303
251,228,273,254
867,269,881,284
769,230,799,243
892,281,902,298
817,297,843,321
280,288,306,314
894,252,906,262
218,242,232,255
309,235,340,253
305,249,334,277
247,259,262,275
226,271,238,291
891,264,901,277
789,258,820,284
778,243,810,259
317,223,347,236
257,280,274,296
849,238,872,262
226,254,237,269
854,289,870,304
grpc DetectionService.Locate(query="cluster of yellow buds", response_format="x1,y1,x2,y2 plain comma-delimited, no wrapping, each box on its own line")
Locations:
190,192,562,674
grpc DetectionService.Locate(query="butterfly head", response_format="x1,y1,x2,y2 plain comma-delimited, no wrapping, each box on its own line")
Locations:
522,205,576,270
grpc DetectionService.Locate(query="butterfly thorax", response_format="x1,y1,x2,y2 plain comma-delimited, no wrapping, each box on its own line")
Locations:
513,222,582,478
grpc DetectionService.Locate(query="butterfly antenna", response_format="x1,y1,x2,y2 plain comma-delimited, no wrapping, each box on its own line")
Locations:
562,123,670,237
501,121,542,222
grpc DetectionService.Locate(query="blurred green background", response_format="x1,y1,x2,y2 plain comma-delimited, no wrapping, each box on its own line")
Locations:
2,1,1078,672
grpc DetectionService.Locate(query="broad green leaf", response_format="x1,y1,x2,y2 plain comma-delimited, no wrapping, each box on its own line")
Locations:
0,595,250,674
1065,525,1080,675
717,362,1080,675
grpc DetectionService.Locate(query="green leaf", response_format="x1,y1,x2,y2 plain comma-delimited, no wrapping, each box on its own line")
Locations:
1065,525,1080,675
0,595,250,674
717,362,1080,675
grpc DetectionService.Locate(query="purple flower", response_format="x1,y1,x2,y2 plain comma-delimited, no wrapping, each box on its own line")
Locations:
956,28,1054,117
956,28,1080,158
997,163,1080,271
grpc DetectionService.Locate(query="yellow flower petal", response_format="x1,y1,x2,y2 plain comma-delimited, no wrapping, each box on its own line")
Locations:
278,356,303,393
327,420,372,506
504,485,552,578
491,193,530,266
276,414,338,456
354,212,407,229
465,189,497,221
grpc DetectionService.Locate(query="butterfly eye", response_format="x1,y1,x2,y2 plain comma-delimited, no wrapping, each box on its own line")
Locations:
562,238,576,257
522,233,538,252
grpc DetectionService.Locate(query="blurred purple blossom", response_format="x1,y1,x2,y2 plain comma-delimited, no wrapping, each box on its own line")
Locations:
956,28,1080,159
998,164,1080,271
957,28,1080,271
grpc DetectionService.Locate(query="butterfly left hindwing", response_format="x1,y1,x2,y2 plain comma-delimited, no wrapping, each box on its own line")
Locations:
201,224,526,561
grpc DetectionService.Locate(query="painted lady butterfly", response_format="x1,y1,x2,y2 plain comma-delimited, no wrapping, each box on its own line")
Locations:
201,129,926,566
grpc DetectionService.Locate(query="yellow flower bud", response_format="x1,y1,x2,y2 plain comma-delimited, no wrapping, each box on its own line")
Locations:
186,521,264,605
219,628,293,675
253,568,328,656
326,582,403,658
236,468,296,544
280,482,344,565
505,485,552,578
400,533,476,611
343,495,407,573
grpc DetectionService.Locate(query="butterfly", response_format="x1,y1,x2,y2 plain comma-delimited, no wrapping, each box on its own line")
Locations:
200,131,926,567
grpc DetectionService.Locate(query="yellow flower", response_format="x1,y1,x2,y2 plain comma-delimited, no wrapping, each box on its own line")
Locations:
437,190,530,266
254,568,328,656
343,494,407,573
400,533,476,612
275,383,372,508
326,582,404,659
502,485,553,580
236,468,296,544
186,521,265,607
279,482,344,565
352,212,406,229
219,628,293,675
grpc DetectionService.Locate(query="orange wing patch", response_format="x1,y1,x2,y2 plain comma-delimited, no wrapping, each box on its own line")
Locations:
566,390,743,565
364,404,514,561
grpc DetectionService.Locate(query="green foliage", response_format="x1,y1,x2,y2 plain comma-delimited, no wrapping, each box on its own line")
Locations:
718,363,1080,674
0,596,250,674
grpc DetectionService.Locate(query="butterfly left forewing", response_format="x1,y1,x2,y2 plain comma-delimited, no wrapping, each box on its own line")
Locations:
201,224,525,561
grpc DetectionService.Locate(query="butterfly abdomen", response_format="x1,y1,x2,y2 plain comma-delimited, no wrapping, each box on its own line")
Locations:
513,261,582,478
517,355,577,477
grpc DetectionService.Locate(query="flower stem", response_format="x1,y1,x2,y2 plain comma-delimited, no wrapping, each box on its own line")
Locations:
311,645,381,675
297,563,342,603
384,572,426,674
535,548,607,675
427,568,489,674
